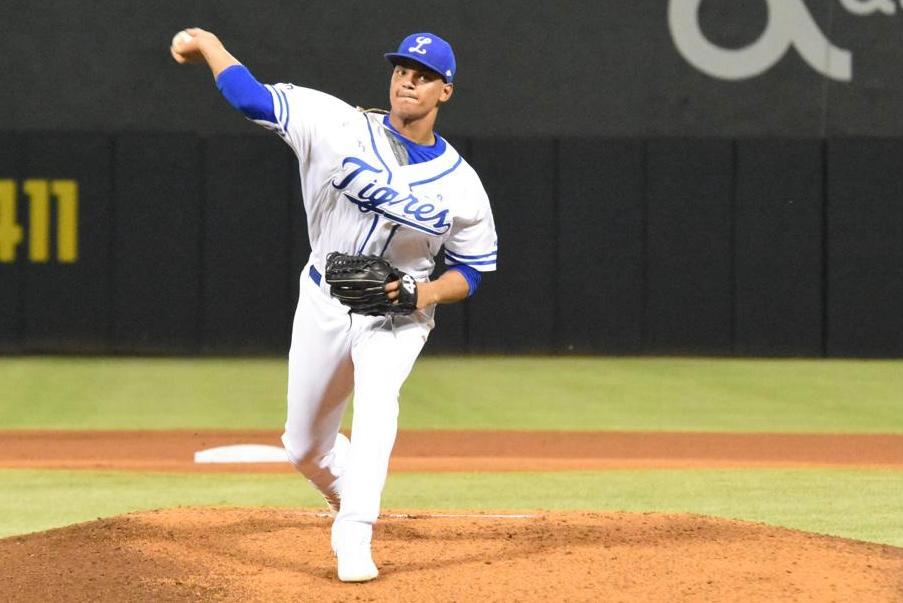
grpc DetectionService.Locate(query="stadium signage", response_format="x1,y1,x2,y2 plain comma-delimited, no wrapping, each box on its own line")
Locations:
669,0,902,82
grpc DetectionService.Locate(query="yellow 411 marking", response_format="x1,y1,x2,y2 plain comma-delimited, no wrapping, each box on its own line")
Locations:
0,179,79,263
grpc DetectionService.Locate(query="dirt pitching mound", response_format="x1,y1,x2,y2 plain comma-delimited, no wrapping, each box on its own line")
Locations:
1,508,901,602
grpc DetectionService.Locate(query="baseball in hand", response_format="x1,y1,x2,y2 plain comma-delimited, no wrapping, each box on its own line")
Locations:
170,30,200,64
172,30,193,50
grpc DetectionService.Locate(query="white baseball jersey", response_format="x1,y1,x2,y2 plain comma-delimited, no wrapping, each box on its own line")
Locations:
253,84,498,284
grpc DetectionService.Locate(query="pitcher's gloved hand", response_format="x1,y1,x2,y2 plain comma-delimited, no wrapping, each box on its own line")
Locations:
324,252,418,316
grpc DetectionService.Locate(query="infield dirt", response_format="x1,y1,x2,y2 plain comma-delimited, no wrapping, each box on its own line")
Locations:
2,507,902,601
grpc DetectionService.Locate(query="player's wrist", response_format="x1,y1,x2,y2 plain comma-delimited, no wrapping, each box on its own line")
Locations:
416,280,438,309
197,35,224,58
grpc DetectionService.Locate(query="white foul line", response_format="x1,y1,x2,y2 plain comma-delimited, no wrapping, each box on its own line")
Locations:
292,511,542,520
384,513,541,519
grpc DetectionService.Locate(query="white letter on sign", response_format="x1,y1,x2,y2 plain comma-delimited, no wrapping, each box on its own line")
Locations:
839,0,895,15
668,0,852,81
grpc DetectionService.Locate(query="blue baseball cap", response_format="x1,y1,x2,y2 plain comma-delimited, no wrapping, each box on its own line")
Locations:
384,33,456,83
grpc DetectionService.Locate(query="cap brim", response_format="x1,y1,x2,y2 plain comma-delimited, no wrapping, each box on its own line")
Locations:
384,53,451,83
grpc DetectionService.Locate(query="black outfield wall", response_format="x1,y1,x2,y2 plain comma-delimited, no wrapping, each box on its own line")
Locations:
0,133,901,357
4,0,903,138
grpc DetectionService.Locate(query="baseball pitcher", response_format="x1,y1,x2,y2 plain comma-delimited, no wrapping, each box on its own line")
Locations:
171,29,497,582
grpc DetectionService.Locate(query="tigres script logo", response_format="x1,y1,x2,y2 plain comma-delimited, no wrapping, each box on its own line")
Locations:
331,157,452,236
669,0,866,81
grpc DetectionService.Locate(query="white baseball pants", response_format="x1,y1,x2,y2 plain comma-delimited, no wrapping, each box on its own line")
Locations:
281,263,430,537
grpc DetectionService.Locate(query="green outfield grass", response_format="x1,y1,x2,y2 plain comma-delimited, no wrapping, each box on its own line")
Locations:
1,468,901,546
1,356,902,432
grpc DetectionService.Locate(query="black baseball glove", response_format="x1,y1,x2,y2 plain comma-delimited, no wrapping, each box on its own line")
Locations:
324,252,418,316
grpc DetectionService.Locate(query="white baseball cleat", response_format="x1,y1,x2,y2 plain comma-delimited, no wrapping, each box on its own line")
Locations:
335,543,379,582
332,519,378,582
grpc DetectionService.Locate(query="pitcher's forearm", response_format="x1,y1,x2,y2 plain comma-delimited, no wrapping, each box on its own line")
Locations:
418,269,471,307
197,36,241,79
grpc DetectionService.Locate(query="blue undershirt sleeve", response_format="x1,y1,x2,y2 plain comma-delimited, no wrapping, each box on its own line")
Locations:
448,264,482,297
215,64,277,122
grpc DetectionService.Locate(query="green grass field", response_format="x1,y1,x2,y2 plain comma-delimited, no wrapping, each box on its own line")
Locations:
1,356,902,545
2,356,902,432
3,468,901,545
